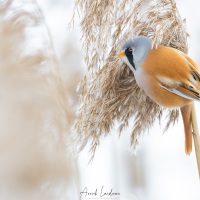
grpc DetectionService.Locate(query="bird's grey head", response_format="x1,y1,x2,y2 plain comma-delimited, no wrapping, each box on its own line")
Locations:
118,36,152,71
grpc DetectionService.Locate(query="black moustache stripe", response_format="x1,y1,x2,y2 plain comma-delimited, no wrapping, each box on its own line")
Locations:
127,54,135,70
125,48,136,70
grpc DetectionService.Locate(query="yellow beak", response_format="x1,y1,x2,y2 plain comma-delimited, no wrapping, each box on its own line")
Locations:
117,51,125,57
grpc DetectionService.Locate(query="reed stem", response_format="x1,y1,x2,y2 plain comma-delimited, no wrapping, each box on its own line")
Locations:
191,102,200,179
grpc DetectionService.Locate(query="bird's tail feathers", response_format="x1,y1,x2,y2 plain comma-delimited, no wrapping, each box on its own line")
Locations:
180,104,193,155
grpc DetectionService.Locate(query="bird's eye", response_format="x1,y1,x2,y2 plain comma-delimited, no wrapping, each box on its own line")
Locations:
128,48,133,51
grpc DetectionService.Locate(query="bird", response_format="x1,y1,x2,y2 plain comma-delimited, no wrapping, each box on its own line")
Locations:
117,35,200,155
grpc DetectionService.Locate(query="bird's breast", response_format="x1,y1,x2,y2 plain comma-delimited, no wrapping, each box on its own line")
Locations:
134,66,150,92
134,65,191,108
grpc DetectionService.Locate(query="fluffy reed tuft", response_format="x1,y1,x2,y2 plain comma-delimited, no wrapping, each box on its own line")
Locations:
0,1,73,199
74,0,188,155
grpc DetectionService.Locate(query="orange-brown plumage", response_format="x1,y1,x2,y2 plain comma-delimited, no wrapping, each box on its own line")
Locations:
141,46,195,107
118,36,200,154
180,104,192,154
140,46,200,154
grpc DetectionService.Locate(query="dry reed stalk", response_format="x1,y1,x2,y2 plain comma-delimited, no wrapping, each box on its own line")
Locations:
0,0,74,199
73,0,188,157
191,103,200,178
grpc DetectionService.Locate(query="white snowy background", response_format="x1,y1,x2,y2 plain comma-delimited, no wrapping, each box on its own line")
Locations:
37,0,200,200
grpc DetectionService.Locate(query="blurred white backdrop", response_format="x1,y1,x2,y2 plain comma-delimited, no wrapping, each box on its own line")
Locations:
37,0,200,200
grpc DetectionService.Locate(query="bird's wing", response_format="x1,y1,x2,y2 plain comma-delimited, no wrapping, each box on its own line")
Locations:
156,63,200,102
159,83,200,101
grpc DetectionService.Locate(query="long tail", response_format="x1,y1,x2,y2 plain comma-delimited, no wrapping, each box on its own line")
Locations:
180,104,193,155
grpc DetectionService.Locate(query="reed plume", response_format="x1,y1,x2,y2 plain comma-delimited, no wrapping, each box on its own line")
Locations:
74,0,188,155
0,0,73,199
